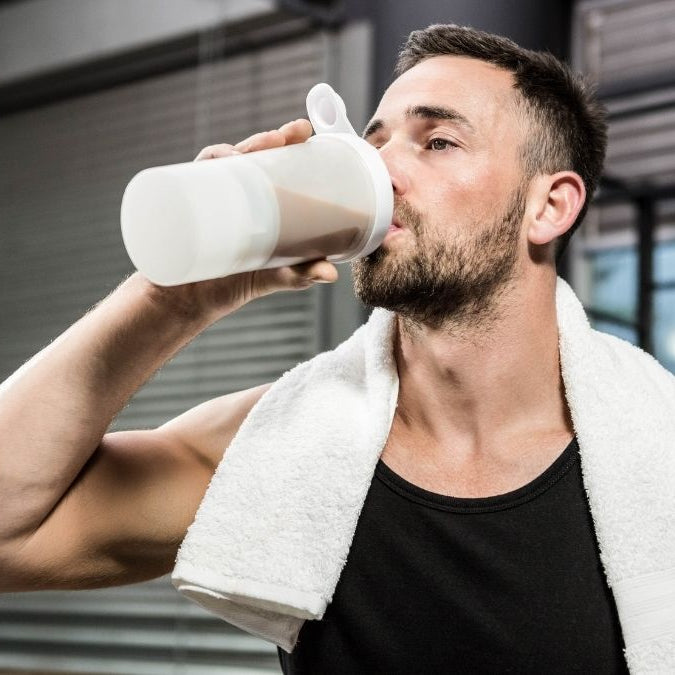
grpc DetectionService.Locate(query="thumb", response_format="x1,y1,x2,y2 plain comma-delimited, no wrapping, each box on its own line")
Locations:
253,260,339,296
295,259,339,284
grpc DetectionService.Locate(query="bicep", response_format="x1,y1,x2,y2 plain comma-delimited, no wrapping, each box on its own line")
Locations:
5,428,213,591
3,382,272,591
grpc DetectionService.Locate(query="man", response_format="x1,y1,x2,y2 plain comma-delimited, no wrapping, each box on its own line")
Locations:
0,23,644,673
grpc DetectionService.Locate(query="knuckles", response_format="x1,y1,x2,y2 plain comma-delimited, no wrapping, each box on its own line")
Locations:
196,120,309,161
194,143,239,161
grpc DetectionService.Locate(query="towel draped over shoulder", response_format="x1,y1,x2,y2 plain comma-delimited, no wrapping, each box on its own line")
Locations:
172,277,675,673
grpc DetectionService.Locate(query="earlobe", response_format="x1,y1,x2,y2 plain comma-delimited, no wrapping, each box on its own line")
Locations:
527,172,586,246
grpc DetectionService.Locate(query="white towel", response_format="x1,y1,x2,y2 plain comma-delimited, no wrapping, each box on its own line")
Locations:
172,276,675,673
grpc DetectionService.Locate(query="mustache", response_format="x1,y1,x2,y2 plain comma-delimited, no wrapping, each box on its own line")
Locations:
393,198,423,232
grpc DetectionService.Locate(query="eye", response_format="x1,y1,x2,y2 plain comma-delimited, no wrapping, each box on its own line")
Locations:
427,138,457,151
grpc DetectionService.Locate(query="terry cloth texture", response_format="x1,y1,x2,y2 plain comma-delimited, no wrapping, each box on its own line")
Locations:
171,277,675,673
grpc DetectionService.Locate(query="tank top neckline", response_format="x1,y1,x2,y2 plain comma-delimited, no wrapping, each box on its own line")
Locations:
375,436,578,514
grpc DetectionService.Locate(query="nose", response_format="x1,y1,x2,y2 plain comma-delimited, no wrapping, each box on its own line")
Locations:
377,141,410,196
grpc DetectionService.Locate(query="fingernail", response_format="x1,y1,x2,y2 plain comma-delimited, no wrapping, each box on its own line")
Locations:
312,278,333,284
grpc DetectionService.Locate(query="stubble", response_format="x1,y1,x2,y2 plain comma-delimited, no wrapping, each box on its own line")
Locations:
351,187,526,338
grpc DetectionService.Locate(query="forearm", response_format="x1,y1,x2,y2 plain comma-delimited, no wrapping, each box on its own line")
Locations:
0,272,215,545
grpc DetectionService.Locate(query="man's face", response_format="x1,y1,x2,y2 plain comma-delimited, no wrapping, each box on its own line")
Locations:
351,55,530,331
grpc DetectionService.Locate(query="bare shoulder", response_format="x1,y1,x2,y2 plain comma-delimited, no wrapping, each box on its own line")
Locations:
158,380,274,472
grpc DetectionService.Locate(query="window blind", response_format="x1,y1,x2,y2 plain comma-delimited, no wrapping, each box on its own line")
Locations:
573,0,675,239
570,0,675,369
574,0,675,90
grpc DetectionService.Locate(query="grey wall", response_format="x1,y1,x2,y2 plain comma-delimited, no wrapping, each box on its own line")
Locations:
342,0,573,110
0,0,573,116
0,0,275,85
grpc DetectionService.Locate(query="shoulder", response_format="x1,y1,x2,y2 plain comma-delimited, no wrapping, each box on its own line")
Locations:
158,382,274,472
593,328,673,379
590,328,675,407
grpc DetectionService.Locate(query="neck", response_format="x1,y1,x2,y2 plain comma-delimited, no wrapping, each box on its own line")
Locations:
393,269,573,458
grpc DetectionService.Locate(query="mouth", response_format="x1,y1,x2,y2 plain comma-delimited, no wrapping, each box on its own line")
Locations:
384,220,405,243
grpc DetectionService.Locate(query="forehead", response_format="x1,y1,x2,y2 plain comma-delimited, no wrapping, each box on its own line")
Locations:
374,55,519,136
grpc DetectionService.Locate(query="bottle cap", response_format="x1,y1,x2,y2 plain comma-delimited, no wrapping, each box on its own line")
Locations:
306,82,358,135
305,83,393,261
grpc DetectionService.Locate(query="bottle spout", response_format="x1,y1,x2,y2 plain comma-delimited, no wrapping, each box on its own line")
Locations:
306,83,358,136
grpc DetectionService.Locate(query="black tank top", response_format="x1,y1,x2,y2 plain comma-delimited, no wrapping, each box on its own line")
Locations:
278,437,629,674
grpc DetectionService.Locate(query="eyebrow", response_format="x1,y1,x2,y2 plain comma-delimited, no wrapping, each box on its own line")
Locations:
361,104,475,139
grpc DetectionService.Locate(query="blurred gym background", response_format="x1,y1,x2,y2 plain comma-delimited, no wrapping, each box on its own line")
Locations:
1,0,673,672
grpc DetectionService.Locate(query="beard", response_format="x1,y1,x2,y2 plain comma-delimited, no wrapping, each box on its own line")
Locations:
350,187,526,334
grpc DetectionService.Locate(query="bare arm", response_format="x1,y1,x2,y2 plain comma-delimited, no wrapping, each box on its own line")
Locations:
0,118,338,583
0,271,214,545
0,382,272,591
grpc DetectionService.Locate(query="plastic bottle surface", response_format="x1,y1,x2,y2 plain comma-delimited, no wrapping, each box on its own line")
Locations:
120,83,393,286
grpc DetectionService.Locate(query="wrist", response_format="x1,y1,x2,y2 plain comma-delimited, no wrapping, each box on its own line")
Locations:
126,272,220,330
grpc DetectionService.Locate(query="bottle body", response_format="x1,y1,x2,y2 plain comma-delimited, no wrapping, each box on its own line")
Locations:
121,134,391,287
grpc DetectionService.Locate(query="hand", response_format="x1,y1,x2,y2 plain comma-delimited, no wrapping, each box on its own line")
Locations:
142,119,339,324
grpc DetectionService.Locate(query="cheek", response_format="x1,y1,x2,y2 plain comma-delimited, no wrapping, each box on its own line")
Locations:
456,161,517,222
418,153,517,227
429,177,492,226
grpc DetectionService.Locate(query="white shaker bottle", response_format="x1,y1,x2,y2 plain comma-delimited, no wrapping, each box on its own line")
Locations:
120,83,393,286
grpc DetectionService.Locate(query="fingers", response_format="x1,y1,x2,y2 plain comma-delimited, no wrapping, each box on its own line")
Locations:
234,129,286,153
234,118,312,152
195,118,314,161
277,118,313,145
194,144,241,161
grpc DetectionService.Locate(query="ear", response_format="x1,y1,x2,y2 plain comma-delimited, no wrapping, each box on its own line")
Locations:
527,171,586,246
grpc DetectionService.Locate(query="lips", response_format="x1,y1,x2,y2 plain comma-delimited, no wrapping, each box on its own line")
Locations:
388,219,403,232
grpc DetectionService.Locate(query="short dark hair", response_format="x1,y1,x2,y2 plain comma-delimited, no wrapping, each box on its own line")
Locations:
394,24,608,262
